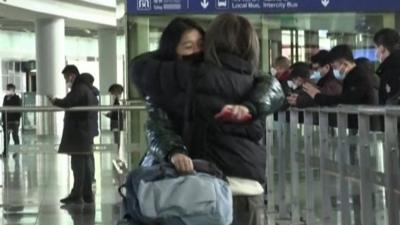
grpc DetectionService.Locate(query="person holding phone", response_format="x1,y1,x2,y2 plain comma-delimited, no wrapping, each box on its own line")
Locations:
48,65,98,205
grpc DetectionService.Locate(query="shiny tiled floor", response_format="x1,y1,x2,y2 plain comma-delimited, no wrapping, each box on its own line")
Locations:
0,149,121,225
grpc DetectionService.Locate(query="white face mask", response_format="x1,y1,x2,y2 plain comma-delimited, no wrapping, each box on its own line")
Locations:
6,90,14,95
270,67,277,77
287,80,298,90
66,82,73,88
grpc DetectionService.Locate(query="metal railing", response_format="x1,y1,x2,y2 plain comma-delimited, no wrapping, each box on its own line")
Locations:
0,105,145,112
0,105,147,160
265,105,400,225
2,103,399,225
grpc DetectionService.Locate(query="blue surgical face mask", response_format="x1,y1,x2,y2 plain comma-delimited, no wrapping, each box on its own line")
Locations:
333,69,344,80
310,71,321,82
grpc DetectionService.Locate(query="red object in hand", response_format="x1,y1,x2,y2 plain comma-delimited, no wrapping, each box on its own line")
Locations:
214,107,252,122
214,107,233,121
240,113,252,121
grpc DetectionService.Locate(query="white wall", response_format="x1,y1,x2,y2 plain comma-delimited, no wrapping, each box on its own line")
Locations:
0,31,35,60
116,35,125,88
0,30,98,60
0,0,116,27
65,36,99,60
0,30,128,104
0,30,101,93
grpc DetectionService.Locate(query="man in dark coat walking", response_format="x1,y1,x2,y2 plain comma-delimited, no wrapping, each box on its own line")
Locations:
48,65,98,205
2,83,22,157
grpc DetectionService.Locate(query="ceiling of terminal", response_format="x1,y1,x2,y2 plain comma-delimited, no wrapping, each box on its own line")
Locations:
0,17,99,38
0,0,116,36
57,0,116,9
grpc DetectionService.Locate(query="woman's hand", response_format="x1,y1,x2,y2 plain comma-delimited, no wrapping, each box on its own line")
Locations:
215,105,252,122
230,105,250,120
170,153,194,174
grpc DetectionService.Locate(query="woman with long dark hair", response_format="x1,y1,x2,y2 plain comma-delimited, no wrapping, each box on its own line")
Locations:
131,15,284,182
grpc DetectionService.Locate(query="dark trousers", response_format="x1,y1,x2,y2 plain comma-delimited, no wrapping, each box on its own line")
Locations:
3,121,20,155
89,153,95,182
70,155,93,198
232,195,265,225
113,131,121,150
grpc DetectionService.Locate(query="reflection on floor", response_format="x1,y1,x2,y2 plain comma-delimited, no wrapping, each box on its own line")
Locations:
0,151,121,225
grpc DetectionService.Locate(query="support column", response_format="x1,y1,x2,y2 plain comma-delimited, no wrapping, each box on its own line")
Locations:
35,18,65,136
383,13,396,29
98,28,117,131
126,17,149,161
343,34,357,48
305,30,319,60
98,28,117,94
0,59,2,92
127,17,149,100
396,13,400,30
36,18,65,97
260,17,270,73
269,29,282,65
260,17,283,73
128,17,150,61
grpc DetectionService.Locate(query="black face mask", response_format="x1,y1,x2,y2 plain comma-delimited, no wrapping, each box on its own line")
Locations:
181,52,204,63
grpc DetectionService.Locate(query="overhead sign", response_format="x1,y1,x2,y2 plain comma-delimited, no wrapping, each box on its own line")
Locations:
128,0,400,14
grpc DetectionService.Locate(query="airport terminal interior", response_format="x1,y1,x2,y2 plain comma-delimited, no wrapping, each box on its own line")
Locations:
0,0,400,225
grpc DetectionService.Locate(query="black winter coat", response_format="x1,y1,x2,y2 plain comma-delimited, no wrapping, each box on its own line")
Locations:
106,98,124,130
314,66,375,106
314,65,377,129
317,70,343,96
53,76,98,154
188,54,268,182
2,94,22,122
131,52,285,183
90,86,100,137
377,50,400,105
131,52,190,136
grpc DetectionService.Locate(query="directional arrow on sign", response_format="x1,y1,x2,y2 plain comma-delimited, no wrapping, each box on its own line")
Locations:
201,0,209,9
321,0,330,7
